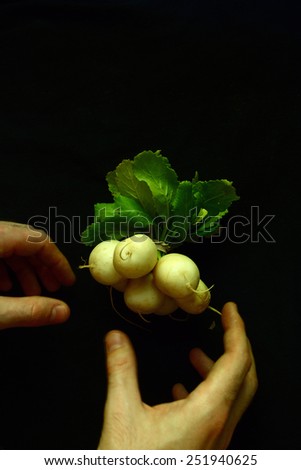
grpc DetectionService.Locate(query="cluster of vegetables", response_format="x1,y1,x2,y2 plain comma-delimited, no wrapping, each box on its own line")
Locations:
81,150,239,319
84,233,212,316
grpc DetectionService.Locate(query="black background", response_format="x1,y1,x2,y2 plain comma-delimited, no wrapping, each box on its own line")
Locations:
0,0,300,450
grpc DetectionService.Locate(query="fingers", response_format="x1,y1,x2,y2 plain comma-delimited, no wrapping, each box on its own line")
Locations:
4,256,42,295
0,260,13,291
210,302,251,388
191,302,253,406
215,340,258,449
0,221,76,289
104,330,142,409
173,349,214,401
99,331,143,450
34,243,76,287
0,295,70,329
227,338,258,418
189,348,214,378
172,383,189,400
0,222,47,257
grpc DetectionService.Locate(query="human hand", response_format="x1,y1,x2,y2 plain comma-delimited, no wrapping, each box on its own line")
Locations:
98,302,257,450
0,221,76,329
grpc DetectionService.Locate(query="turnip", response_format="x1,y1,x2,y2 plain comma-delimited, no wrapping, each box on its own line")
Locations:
176,279,211,314
80,240,125,285
153,253,200,299
111,278,128,292
154,295,178,316
113,233,158,279
124,272,165,314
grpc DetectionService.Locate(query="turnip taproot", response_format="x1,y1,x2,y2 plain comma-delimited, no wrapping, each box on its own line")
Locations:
113,234,158,279
124,272,165,314
176,279,211,314
80,240,125,285
153,253,200,299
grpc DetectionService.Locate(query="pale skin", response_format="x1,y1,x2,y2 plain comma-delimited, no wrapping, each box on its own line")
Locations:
0,221,257,449
0,221,76,329
98,302,258,450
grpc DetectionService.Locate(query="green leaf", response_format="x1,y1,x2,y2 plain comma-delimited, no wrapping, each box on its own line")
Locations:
171,181,195,217
113,195,153,223
113,194,147,214
106,159,156,217
195,209,228,237
94,197,152,222
81,220,129,246
83,196,153,246
193,179,239,216
81,209,152,246
94,202,118,221
132,150,179,217
81,150,240,248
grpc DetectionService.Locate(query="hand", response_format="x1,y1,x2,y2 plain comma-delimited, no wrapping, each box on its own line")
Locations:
98,302,258,450
0,221,76,329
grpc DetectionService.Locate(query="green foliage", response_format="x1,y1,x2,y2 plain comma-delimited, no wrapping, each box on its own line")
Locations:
81,150,239,247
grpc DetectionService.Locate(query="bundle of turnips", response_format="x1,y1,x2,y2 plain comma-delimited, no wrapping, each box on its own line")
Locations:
80,150,239,317
82,234,210,316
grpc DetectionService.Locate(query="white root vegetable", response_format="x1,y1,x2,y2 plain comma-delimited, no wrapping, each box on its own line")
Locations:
124,273,165,314
111,278,128,292
113,234,158,279
176,279,211,314
153,253,200,299
82,236,217,319
154,295,178,315
81,240,125,285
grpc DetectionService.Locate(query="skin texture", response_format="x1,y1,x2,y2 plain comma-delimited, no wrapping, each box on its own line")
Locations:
98,302,258,450
0,221,76,329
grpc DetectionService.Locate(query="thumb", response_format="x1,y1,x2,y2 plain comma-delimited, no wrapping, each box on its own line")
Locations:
0,296,70,329
104,330,142,408
99,331,142,450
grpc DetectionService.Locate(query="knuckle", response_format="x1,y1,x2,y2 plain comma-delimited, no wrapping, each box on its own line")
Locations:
29,300,52,324
26,225,49,244
239,343,253,374
107,350,132,377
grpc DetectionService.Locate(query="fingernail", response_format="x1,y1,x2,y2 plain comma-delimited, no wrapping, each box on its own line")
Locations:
105,331,124,353
51,304,69,323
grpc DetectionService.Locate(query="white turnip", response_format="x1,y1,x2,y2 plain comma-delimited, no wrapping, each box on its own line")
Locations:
154,295,178,315
113,234,158,279
124,272,165,314
111,278,128,292
176,279,211,314
81,240,125,285
153,253,200,299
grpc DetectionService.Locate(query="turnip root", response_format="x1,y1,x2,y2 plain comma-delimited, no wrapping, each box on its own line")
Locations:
113,234,158,279
124,272,165,314
176,279,211,314
153,253,200,299
80,240,125,285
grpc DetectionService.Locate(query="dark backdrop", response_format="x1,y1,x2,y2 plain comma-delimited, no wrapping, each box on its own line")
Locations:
0,0,300,449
